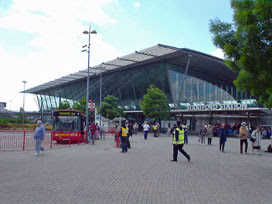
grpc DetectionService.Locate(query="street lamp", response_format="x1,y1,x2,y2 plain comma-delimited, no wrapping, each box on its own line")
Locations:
82,25,97,143
22,80,27,130
99,67,102,127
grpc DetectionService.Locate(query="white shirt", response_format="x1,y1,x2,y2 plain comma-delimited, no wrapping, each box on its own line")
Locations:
143,124,150,131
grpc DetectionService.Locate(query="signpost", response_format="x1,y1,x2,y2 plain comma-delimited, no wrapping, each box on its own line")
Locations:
88,99,95,112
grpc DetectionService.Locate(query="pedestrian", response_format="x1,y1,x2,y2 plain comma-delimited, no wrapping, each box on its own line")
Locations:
142,121,150,140
217,122,228,153
89,122,97,145
167,123,171,137
250,125,262,154
156,121,160,136
182,121,189,144
207,124,213,145
200,125,207,145
100,124,105,139
95,123,99,140
171,121,190,162
153,122,158,137
34,120,45,156
126,121,132,148
119,121,128,153
239,122,248,154
133,122,138,135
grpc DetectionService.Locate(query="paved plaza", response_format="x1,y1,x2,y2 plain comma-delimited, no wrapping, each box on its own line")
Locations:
1,133,272,204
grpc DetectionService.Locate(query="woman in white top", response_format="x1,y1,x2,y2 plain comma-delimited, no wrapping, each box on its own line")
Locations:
251,126,262,154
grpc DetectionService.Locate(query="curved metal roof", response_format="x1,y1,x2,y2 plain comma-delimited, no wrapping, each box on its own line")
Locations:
24,44,236,94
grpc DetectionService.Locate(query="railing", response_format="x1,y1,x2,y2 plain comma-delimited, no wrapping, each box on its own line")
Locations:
0,130,87,151
0,129,118,151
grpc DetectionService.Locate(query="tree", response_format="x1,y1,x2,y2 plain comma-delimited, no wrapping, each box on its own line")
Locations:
72,97,86,113
140,85,170,120
57,101,71,110
209,0,272,107
101,95,123,120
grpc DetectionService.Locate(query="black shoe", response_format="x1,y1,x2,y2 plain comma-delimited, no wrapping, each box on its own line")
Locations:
171,160,177,162
187,155,191,162
121,151,125,153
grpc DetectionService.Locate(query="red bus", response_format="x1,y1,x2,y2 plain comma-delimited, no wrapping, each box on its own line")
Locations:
52,110,86,143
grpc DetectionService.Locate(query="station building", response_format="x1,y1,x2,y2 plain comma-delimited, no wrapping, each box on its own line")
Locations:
25,44,272,131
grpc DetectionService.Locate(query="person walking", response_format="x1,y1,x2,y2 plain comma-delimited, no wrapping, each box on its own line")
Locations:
119,121,129,153
95,123,99,140
200,125,207,145
167,123,171,137
100,124,105,139
251,125,262,154
156,121,160,137
207,124,213,145
239,122,248,154
153,122,158,137
126,121,132,148
182,121,189,144
34,120,45,156
89,122,97,145
171,121,190,162
142,121,150,140
133,122,138,135
217,122,228,153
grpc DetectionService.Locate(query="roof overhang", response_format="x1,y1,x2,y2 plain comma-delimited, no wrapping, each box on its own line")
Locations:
24,44,234,94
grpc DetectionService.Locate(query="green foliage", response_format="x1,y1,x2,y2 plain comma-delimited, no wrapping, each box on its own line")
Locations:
209,0,272,107
57,101,71,110
101,95,123,120
72,97,86,113
140,85,170,120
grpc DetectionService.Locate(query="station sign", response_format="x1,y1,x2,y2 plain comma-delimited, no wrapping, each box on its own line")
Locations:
186,103,248,111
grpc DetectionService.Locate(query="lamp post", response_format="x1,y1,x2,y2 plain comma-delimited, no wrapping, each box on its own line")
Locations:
22,80,27,130
99,68,102,126
82,25,97,143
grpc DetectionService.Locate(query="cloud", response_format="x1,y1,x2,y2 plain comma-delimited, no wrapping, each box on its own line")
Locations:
0,0,121,111
210,48,225,59
133,2,140,7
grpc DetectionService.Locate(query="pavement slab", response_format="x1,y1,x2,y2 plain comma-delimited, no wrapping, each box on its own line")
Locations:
0,134,272,204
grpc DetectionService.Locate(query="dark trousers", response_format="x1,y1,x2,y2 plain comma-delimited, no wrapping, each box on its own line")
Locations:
121,137,128,152
240,139,248,153
173,144,190,161
219,139,225,151
184,132,188,144
127,136,131,148
144,131,148,140
208,138,212,145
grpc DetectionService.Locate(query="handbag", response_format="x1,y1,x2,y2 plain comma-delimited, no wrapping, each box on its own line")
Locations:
250,137,256,142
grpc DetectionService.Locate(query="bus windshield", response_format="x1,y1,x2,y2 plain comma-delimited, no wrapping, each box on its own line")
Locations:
54,115,81,131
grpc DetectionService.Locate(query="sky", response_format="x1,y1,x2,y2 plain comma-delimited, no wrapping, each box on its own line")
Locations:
0,0,233,111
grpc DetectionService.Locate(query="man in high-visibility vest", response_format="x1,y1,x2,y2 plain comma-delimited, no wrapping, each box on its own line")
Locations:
119,121,129,153
171,121,191,162
153,123,158,137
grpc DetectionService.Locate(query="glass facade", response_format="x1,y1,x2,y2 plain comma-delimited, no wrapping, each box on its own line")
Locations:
36,61,257,112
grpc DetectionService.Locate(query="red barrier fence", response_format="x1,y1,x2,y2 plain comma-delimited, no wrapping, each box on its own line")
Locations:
0,129,118,151
0,130,53,150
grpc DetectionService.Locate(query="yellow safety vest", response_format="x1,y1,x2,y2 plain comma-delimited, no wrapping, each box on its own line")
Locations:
153,125,157,130
121,127,128,137
173,128,185,145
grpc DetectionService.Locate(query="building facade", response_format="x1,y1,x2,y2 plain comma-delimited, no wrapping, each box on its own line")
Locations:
25,44,271,130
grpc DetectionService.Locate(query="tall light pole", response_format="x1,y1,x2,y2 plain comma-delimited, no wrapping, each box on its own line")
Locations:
22,80,27,130
82,25,97,143
99,68,102,126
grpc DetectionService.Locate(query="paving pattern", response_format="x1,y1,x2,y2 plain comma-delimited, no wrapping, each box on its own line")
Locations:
1,133,272,204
